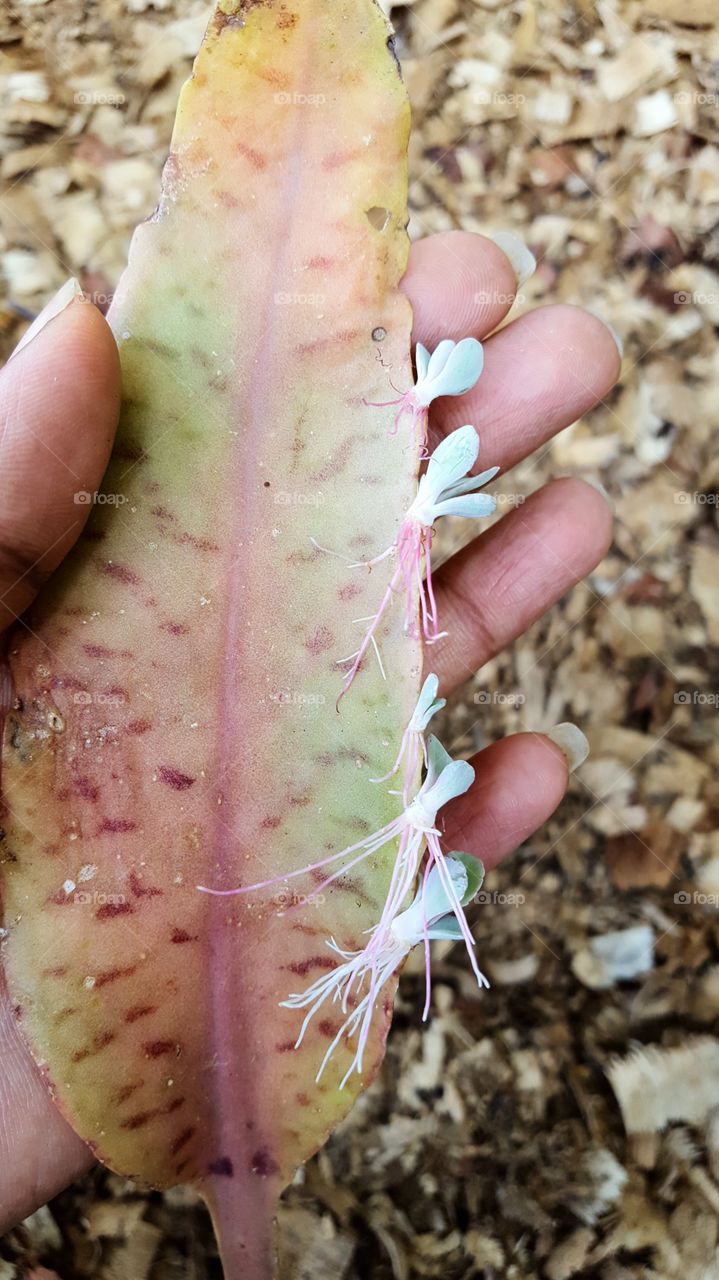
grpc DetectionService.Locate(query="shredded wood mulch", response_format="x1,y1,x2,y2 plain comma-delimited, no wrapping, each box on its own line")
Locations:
1,0,718,1276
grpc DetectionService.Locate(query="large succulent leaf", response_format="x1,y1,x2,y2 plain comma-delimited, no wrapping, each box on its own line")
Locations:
0,1,418,1272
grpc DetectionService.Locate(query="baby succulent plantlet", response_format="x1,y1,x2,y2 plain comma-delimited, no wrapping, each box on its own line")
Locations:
393,849,485,1019
337,424,498,699
283,849,485,1087
367,336,485,447
208,716,489,1083
0,1,493,1276
371,670,446,800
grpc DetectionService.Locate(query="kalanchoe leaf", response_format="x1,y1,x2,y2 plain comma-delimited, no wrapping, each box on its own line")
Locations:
423,917,465,941
275,771,488,1081
1,2,493,1268
427,423,481,486
447,849,486,904
419,761,475,819
371,671,445,795
409,672,447,733
0,2,422,1275
414,341,432,382
391,856,469,944
431,493,497,520
420,850,485,940
407,425,498,526
442,464,500,500
424,733,456,788
414,338,485,407
405,750,475,831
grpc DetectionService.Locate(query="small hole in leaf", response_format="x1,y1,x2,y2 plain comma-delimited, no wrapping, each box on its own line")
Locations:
372,327,387,342
366,206,391,232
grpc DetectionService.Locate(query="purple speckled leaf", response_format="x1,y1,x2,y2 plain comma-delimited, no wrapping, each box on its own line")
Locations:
1,0,419,1273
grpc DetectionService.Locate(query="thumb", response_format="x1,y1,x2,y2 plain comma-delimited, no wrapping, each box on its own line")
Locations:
0,279,121,632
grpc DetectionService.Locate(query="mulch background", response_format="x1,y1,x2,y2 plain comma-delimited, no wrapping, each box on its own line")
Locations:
1,0,718,1276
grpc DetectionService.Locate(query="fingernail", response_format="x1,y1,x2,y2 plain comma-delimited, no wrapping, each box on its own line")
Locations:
490,231,537,287
10,278,85,362
580,475,615,516
587,310,624,359
605,322,623,359
546,723,590,772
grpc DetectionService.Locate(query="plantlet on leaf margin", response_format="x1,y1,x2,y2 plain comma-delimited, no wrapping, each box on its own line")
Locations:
337,424,498,702
365,337,485,449
199,681,489,1087
0,3,493,1274
0,3,424,1274
283,851,485,1089
371,670,445,802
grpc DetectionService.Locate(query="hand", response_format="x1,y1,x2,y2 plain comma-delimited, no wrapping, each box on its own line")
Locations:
0,230,619,1229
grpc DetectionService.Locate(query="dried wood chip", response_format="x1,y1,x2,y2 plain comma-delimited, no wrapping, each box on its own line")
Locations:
608,1040,719,1134
572,925,655,990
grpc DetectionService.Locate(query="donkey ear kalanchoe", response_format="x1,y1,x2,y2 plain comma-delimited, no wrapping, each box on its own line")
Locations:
0,3,497,1273
392,851,485,947
336,421,498,700
371,670,446,797
368,336,485,446
205,723,489,1081
407,424,499,524
414,338,485,405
